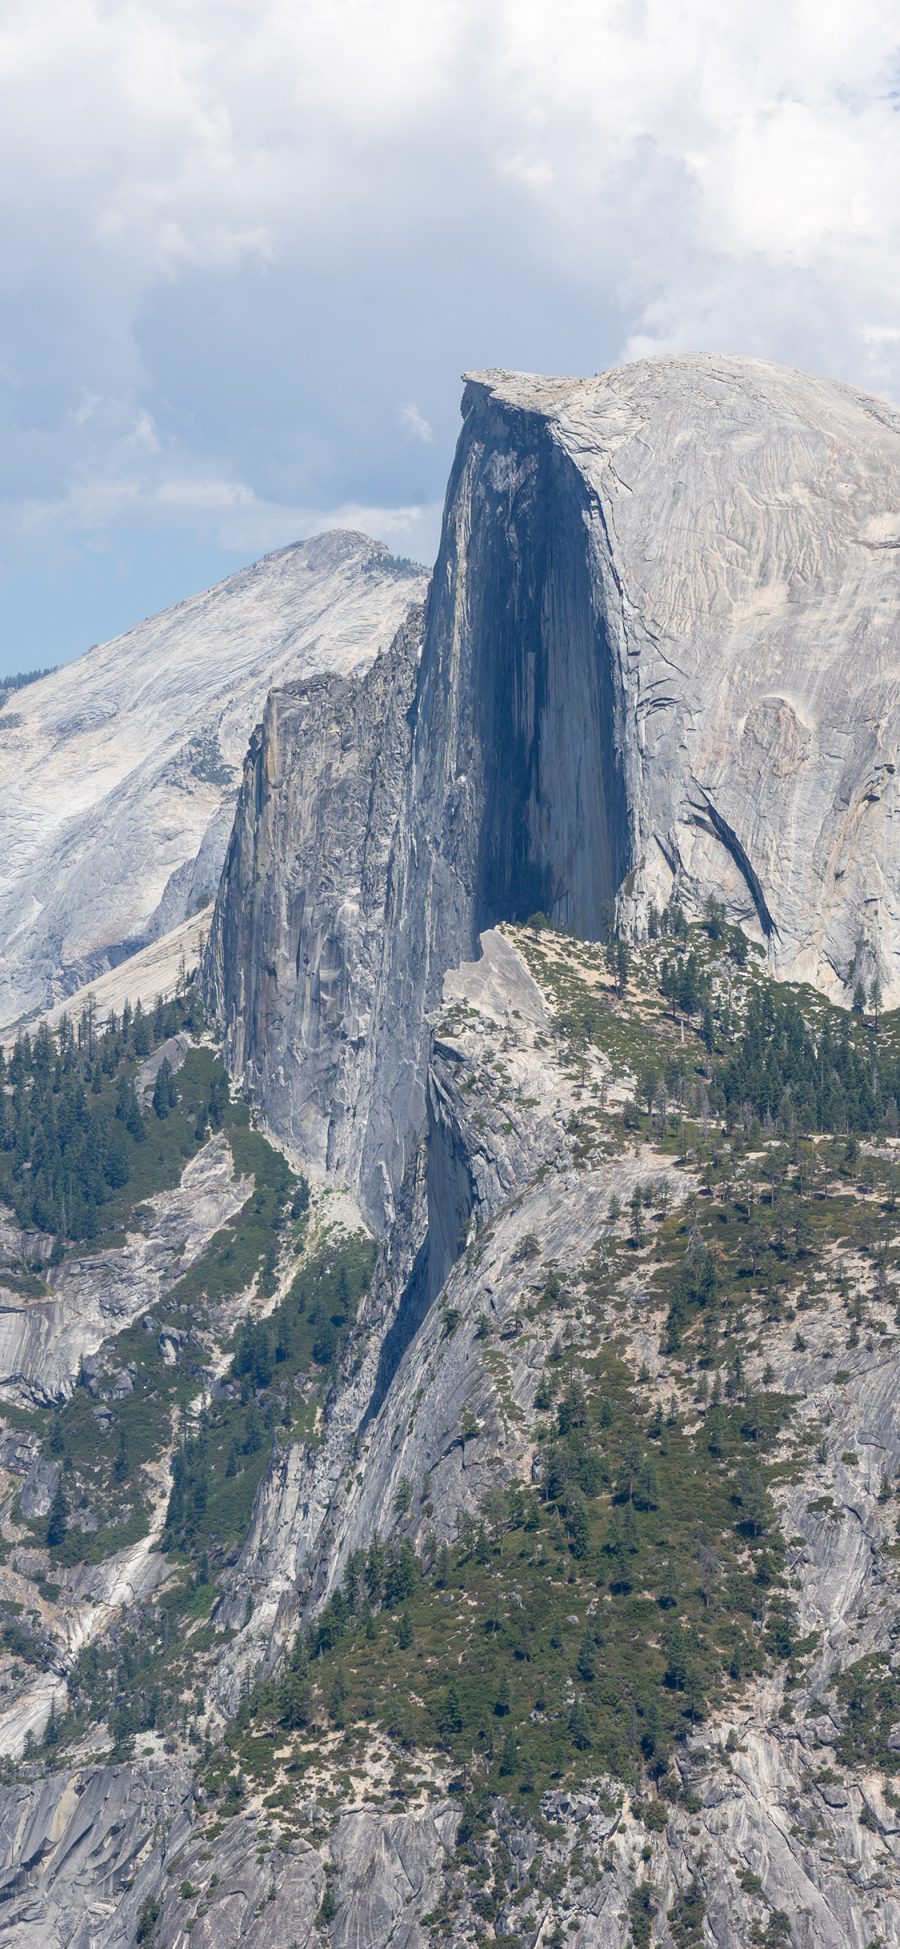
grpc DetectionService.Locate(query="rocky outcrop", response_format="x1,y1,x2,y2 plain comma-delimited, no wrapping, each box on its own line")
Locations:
7,353,900,1948
212,930,670,1659
0,1134,249,1406
0,532,426,1032
208,356,900,1232
0,1759,190,1946
201,927,900,1949
0,1754,457,1949
3,927,900,1947
204,606,426,1224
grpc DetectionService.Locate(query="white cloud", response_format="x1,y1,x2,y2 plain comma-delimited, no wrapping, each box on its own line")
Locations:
399,402,433,443
0,0,898,604
8,446,440,574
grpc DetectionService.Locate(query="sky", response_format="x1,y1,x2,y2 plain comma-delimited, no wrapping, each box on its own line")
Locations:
1,0,899,675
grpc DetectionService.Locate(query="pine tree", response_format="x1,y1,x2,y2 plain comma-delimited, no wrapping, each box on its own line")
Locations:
278,1666,310,1729
566,1492,590,1559
705,1402,726,1457
498,1730,517,1775
615,937,630,996
634,1458,659,1511
104,1129,131,1190
113,1427,129,1483
46,1480,68,1548
152,1058,174,1120
436,1683,463,1738
576,1631,597,1683
568,1697,592,1749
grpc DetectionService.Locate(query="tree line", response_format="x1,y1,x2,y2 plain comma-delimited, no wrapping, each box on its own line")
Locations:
0,990,205,1243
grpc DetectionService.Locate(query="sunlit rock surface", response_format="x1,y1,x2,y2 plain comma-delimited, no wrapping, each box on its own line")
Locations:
209,356,900,1229
0,533,426,1032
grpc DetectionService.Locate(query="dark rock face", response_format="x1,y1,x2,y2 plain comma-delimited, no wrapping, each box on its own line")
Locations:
205,388,635,1228
207,354,900,1231
417,379,632,948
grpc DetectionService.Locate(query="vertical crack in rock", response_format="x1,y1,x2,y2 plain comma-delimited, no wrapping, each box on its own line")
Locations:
689,789,780,938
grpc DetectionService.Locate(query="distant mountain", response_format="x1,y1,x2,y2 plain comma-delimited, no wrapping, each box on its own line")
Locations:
0,531,427,1030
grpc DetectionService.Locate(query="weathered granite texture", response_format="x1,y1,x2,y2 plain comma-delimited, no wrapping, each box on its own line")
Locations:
0,1755,458,1949
207,356,900,1231
205,606,426,1227
3,930,900,1947
0,532,426,1032
0,1134,249,1406
192,932,900,1946
7,353,900,1948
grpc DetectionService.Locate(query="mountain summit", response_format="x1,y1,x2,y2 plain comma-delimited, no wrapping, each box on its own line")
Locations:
457,355,900,1001
0,531,426,1031
209,355,900,1228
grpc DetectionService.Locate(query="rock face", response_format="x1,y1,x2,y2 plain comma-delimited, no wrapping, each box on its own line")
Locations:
0,532,426,1032
0,1757,457,1949
208,355,900,1229
6,354,900,1949
2,923,900,1947
0,1133,249,1407
205,607,426,1224
204,926,900,1949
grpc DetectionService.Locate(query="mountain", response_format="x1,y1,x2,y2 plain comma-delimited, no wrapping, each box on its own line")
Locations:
0,358,898,1949
0,531,427,1032
207,354,900,1228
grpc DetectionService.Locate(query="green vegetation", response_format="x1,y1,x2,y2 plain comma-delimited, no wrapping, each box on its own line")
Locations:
0,667,56,695
10,1075,306,1560
41,1229,374,1754
29,1130,309,1560
224,1341,799,1807
517,897,900,1142
185,911,900,1825
832,1655,900,1775
8,901,900,1949
0,989,209,1246
719,986,900,1133
162,1230,374,1565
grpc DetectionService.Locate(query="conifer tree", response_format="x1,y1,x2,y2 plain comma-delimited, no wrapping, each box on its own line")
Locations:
46,1480,68,1548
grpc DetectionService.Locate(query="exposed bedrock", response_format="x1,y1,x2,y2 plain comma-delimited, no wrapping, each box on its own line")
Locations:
0,531,426,1034
204,607,427,1226
206,384,633,1226
208,355,900,1227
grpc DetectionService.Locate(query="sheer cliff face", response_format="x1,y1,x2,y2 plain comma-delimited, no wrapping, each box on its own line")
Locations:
208,354,900,1225
0,531,426,1033
515,354,900,997
205,609,425,1221
409,376,633,947
207,383,635,1225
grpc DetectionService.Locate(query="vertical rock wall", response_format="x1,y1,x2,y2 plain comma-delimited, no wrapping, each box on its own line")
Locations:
207,355,900,1230
206,385,633,1227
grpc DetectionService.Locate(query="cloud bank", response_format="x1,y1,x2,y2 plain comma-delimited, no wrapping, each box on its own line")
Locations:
0,0,898,660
